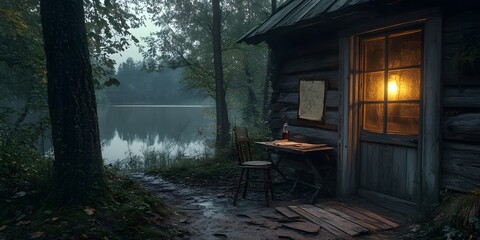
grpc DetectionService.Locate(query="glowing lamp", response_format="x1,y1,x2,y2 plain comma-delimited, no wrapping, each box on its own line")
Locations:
388,80,398,95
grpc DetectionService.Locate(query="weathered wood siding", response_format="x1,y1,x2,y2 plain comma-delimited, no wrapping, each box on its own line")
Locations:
266,6,480,196
269,36,340,147
359,142,419,203
441,10,480,192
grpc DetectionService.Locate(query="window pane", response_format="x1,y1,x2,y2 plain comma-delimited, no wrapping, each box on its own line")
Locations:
364,72,384,101
364,37,385,71
388,30,422,68
387,104,419,135
387,69,421,101
363,104,384,132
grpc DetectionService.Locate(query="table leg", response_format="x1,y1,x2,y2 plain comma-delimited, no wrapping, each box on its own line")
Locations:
269,153,288,182
289,174,301,194
304,157,324,203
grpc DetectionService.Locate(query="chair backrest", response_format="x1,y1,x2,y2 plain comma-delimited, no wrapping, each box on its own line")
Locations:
233,127,253,165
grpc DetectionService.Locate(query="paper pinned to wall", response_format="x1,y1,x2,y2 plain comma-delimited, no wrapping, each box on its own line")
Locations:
298,80,326,122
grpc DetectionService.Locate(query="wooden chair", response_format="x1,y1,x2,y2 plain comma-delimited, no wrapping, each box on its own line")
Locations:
232,127,274,207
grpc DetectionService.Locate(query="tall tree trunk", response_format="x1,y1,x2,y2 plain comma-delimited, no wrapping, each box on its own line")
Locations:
40,0,107,204
245,64,258,123
262,0,277,121
212,0,229,149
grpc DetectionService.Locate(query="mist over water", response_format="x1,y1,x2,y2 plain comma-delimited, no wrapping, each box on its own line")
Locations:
97,104,214,164
96,61,215,164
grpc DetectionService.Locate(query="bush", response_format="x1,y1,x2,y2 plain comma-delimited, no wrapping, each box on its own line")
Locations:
435,190,480,240
0,132,51,200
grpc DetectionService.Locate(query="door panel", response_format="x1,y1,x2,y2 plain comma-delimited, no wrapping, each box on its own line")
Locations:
359,142,418,202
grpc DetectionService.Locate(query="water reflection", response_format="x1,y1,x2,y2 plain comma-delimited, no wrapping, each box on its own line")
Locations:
97,105,214,163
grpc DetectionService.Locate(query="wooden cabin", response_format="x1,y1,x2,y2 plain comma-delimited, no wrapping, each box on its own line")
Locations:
239,0,480,215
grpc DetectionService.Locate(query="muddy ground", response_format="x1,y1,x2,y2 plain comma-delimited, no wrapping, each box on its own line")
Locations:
133,174,416,240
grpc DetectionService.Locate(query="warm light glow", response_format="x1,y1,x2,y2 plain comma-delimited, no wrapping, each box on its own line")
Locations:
388,80,398,95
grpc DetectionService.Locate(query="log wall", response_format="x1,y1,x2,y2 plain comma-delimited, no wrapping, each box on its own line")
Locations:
441,9,480,192
269,36,340,146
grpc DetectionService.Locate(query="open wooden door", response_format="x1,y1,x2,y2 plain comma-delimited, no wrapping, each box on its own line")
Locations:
356,28,423,214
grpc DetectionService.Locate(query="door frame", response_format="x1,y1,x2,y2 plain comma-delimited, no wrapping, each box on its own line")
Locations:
337,10,442,213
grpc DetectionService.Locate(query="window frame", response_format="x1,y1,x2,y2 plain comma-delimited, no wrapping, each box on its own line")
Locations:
358,26,424,136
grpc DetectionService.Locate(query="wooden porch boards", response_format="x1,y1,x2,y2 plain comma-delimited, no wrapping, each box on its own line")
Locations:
276,201,400,238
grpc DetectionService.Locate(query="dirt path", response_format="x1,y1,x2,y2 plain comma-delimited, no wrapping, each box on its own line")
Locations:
133,174,413,240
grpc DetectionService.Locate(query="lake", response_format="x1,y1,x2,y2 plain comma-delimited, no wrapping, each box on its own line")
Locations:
97,105,215,164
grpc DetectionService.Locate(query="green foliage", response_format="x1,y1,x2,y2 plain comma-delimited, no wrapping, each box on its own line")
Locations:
84,0,147,87
0,170,174,239
0,114,51,199
0,137,51,202
0,137,174,239
148,150,238,187
407,190,480,240
143,0,271,124
434,190,480,239
0,0,46,102
0,0,147,107
139,124,271,186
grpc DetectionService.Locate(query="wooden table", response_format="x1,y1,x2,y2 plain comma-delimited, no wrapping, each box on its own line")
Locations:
255,140,335,203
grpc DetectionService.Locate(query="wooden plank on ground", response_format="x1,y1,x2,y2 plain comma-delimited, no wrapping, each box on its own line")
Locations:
288,206,350,239
300,205,368,237
282,221,320,234
275,207,300,219
322,202,393,230
315,203,381,231
337,202,400,229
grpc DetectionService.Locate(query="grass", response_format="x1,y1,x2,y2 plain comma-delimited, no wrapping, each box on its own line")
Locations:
434,190,480,239
146,149,239,188
405,189,480,240
0,138,175,240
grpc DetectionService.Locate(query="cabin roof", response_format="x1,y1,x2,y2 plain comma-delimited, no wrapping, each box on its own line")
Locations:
238,0,373,44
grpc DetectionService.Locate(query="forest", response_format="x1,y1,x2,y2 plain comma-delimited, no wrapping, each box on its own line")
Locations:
98,58,206,105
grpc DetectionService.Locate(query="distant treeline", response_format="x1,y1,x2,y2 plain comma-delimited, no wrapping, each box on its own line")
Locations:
99,58,207,105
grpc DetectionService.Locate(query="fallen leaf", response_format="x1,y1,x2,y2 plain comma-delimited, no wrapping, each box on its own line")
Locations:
16,221,31,226
16,214,26,221
31,231,45,239
84,206,96,216
12,191,27,198
0,225,7,231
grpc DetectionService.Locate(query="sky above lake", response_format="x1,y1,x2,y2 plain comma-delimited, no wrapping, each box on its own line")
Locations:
111,18,156,68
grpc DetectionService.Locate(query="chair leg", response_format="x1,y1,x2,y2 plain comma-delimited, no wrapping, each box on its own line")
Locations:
242,169,250,198
263,169,270,207
233,168,245,206
267,169,274,200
